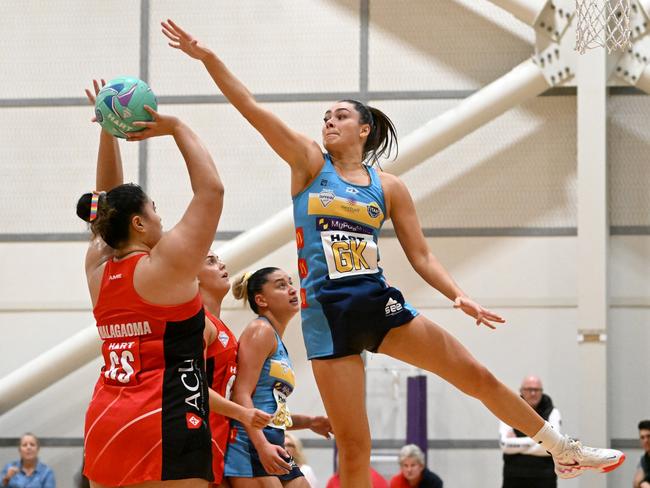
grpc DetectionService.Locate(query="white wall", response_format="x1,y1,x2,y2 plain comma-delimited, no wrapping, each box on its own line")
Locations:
0,1,648,487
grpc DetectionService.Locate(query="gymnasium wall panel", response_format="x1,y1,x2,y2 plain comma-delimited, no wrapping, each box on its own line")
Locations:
149,0,360,95
146,102,323,232
607,309,650,437
373,97,577,229
0,108,139,234
610,236,650,299
609,95,650,227
368,0,533,91
0,1,140,99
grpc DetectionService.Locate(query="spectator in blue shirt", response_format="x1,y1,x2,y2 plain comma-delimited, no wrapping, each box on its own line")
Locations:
1,433,55,488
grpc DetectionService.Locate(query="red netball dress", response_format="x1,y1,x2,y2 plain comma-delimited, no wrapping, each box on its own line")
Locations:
83,253,213,486
204,309,238,485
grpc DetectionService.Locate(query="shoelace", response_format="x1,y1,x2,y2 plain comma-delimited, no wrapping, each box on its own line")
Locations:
563,439,585,462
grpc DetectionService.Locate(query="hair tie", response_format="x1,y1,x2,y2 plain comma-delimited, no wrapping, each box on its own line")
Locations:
89,191,105,222
242,271,253,284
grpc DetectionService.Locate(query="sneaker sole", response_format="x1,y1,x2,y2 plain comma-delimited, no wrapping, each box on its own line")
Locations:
600,453,626,473
556,453,626,478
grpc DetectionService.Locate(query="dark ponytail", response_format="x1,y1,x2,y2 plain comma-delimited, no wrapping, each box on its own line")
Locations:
340,99,398,166
76,183,148,249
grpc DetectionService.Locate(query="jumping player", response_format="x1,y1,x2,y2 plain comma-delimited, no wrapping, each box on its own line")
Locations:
161,20,625,488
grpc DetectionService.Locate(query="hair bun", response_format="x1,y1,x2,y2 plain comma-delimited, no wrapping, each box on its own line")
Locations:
76,193,94,223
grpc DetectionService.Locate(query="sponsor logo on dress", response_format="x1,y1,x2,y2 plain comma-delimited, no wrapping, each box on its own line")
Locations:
295,227,304,249
218,331,229,348
318,189,335,207
186,412,202,429
367,202,381,219
320,179,328,186
298,258,308,278
346,186,359,195
316,217,373,235
385,297,403,316
179,359,203,412
109,273,122,280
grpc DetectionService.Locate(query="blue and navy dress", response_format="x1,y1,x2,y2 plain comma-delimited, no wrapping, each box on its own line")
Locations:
224,320,302,480
293,154,418,359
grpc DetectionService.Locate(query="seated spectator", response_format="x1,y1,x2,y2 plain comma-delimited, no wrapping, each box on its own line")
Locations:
326,466,387,488
1,433,55,488
285,433,319,487
635,420,650,488
389,444,442,488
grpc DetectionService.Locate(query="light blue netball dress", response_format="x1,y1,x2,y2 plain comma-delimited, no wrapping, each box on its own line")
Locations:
224,319,303,480
292,154,418,359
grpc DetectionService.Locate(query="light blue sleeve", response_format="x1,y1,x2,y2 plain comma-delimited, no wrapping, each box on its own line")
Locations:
42,466,56,488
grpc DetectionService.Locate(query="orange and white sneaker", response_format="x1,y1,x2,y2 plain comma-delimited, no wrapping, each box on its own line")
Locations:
553,437,626,479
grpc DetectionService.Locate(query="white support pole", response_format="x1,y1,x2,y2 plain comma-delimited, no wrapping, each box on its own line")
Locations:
0,327,100,414
0,60,550,414
486,0,548,26
576,48,608,488
217,207,295,274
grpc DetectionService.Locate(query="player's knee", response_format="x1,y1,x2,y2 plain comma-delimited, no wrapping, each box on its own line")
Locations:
337,436,371,468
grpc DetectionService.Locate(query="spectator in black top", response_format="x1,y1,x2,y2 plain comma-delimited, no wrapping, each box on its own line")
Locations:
499,376,561,488
634,420,650,488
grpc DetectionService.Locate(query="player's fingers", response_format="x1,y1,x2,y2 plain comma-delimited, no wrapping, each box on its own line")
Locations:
132,121,154,128
126,130,150,141
479,317,497,330
167,19,190,39
161,27,178,43
84,89,95,104
142,105,158,118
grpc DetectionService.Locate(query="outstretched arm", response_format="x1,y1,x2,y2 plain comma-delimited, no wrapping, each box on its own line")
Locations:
84,79,121,276
85,79,124,191
384,173,505,329
161,19,323,194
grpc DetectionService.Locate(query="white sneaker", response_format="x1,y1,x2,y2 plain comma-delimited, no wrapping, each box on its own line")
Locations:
553,437,626,479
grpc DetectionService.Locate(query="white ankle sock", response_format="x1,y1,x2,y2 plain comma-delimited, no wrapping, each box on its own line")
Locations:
532,421,564,455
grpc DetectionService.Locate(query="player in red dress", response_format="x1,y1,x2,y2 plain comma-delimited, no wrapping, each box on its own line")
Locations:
79,80,224,488
199,251,272,487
